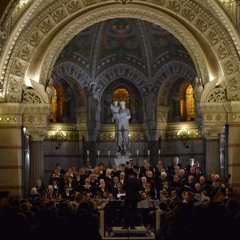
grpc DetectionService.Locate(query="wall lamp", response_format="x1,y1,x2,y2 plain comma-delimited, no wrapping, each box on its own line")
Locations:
52,128,67,149
177,126,191,148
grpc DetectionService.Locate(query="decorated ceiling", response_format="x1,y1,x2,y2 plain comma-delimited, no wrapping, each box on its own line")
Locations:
55,18,194,79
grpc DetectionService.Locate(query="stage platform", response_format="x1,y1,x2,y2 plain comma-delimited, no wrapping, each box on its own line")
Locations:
103,226,155,240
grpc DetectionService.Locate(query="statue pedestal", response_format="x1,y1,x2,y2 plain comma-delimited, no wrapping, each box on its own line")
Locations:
114,152,131,166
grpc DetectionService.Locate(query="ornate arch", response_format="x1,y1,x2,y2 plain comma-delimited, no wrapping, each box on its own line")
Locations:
52,63,88,106
156,61,196,105
96,63,147,95
1,0,240,103
52,61,91,89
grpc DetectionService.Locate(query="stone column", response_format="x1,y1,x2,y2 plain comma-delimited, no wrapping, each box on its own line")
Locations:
225,101,240,192
205,136,221,176
201,102,227,178
76,106,99,168
76,106,88,167
130,98,137,123
148,139,159,166
144,106,169,167
86,123,100,168
172,96,181,121
23,103,51,191
29,139,44,189
0,103,24,197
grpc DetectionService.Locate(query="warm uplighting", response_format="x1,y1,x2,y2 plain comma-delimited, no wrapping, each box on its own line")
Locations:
52,128,66,149
177,126,191,148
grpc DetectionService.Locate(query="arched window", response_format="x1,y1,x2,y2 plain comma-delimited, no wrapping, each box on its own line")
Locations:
113,87,131,112
180,84,196,121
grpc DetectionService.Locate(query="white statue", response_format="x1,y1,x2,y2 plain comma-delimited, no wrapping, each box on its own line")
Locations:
111,100,131,153
110,100,120,144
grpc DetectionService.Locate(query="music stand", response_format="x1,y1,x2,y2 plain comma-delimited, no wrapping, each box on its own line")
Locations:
104,200,123,229
104,200,123,212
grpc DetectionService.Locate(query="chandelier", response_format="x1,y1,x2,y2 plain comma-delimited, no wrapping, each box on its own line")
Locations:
177,126,191,148
52,128,67,149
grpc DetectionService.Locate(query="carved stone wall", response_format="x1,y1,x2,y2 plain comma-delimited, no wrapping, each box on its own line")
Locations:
1,0,240,104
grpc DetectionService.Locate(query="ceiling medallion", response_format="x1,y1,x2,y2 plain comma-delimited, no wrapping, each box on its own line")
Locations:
115,0,130,4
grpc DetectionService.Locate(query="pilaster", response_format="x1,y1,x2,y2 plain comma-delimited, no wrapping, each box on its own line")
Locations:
0,103,24,196
76,106,100,167
224,101,240,191
144,106,169,166
200,102,227,177
23,103,51,189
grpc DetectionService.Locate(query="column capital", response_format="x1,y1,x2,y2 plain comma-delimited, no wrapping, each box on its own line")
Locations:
76,106,100,141
23,103,51,141
224,101,240,123
76,106,87,124
157,106,169,123
26,127,47,141
200,102,227,123
202,124,225,139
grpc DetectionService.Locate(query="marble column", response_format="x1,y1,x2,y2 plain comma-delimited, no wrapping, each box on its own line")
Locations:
200,102,227,178
29,140,44,189
76,106,88,167
225,101,240,192
0,103,24,197
130,98,136,123
86,123,100,168
148,140,159,167
86,141,97,168
144,106,169,168
23,103,51,193
205,138,221,177
172,96,181,121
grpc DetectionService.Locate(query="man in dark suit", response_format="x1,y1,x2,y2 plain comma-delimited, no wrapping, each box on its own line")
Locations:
122,172,142,229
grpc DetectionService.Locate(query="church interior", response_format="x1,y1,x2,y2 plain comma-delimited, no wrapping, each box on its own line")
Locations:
0,0,240,239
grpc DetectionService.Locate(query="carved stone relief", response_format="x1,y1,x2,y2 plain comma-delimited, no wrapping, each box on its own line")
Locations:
0,103,24,125
25,127,47,141
22,88,43,104
0,0,240,105
201,103,227,124
17,42,34,62
202,124,225,139
205,87,227,102
27,28,45,47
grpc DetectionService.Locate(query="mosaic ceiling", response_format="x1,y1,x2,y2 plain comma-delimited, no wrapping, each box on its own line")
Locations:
55,18,194,78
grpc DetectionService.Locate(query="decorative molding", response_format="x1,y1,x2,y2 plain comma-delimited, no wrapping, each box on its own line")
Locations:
224,101,240,123
0,115,22,125
165,122,202,140
157,106,169,123
200,102,227,124
202,124,225,139
205,87,227,102
22,88,43,103
23,104,51,128
0,1,240,103
97,123,146,141
26,127,47,141
0,103,24,125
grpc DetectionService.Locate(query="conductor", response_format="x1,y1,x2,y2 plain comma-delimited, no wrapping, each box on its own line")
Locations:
122,172,142,229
